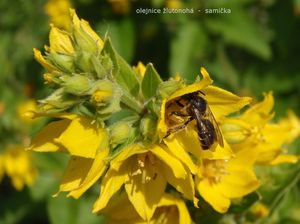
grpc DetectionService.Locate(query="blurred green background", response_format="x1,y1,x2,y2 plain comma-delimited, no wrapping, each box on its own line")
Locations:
0,0,299,223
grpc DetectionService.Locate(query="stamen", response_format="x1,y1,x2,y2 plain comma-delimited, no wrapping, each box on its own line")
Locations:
202,159,229,184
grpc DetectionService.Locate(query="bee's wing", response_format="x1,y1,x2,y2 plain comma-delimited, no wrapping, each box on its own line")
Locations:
204,106,224,148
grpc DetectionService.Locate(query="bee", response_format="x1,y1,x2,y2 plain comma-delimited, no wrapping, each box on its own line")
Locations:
164,91,224,150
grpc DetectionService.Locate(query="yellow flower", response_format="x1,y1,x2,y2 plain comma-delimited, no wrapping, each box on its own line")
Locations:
48,24,75,54
17,99,39,124
221,92,274,147
1,146,37,191
34,10,103,72
195,148,260,213
158,67,251,155
93,143,196,221
29,113,108,158
250,202,269,218
44,0,72,30
55,147,109,198
254,112,300,165
0,154,4,181
33,48,57,72
221,93,300,165
104,193,192,224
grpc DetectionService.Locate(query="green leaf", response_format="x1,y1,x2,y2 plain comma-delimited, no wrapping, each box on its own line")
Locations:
205,8,272,60
141,63,162,100
48,194,105,224
169,21,208,83
228,192,260,214
97,19,135,62
101,38,140,97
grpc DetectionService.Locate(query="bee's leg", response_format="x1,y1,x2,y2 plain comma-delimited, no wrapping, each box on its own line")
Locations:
176,100,184,107
169,111,189,117
164,116,193,138
196,90,206,96
166,99,185,109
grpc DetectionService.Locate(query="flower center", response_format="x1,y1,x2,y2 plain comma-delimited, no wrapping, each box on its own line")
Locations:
202,159,229,184
92,89,112,103
130,153,158,184
155,206,178,224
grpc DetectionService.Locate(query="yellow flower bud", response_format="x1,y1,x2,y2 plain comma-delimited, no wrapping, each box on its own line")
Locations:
92,90,112,103
221,122,249,144
250,202,269,218
70,9,103,53
91,80,114,104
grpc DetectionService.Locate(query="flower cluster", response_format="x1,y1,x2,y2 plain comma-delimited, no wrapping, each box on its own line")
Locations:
29,10,300,223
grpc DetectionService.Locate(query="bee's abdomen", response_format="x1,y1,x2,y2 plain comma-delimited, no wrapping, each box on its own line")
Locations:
197,119,216,150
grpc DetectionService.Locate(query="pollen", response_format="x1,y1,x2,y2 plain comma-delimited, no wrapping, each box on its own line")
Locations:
130,153,158,184
202,159,229,184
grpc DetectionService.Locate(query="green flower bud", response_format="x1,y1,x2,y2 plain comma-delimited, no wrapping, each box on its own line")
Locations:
221,123,248,144
140,115,157,140
72,26,100,54
90,54,113,79
110,122,131,146
39,88,76,113
90,79,123,116
63,74,91,96
49,53,74,73
75,51,93,72
101,54,113,75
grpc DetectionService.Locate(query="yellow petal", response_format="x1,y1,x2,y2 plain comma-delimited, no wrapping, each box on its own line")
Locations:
197,179,230,213
69,9,103,50
125,164,167,221
57,156,93,193
229,147,258,168
0,155,4,180
93,165,127,213
219,169,260,198
278,110,300,143
202,86,252,119
110,144,148,171
158,194,192,224
133,61,146,78
103,192,140,222
167,67,213,101
169,124,233,160
56,116,107,158
269,154,299,165
164,137,197,174
33,48,57,71
242,92,274,124
161,163,196,204
49,25,74,54
157,99,168,139
29,119,70,153
68,148,109,198
150,145,186,179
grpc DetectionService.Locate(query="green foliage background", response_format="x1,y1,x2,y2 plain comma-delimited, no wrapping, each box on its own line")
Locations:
0,0,299,223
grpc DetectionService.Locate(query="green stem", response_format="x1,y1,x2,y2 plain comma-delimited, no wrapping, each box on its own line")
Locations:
268,164,300,216
121,91,144,114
